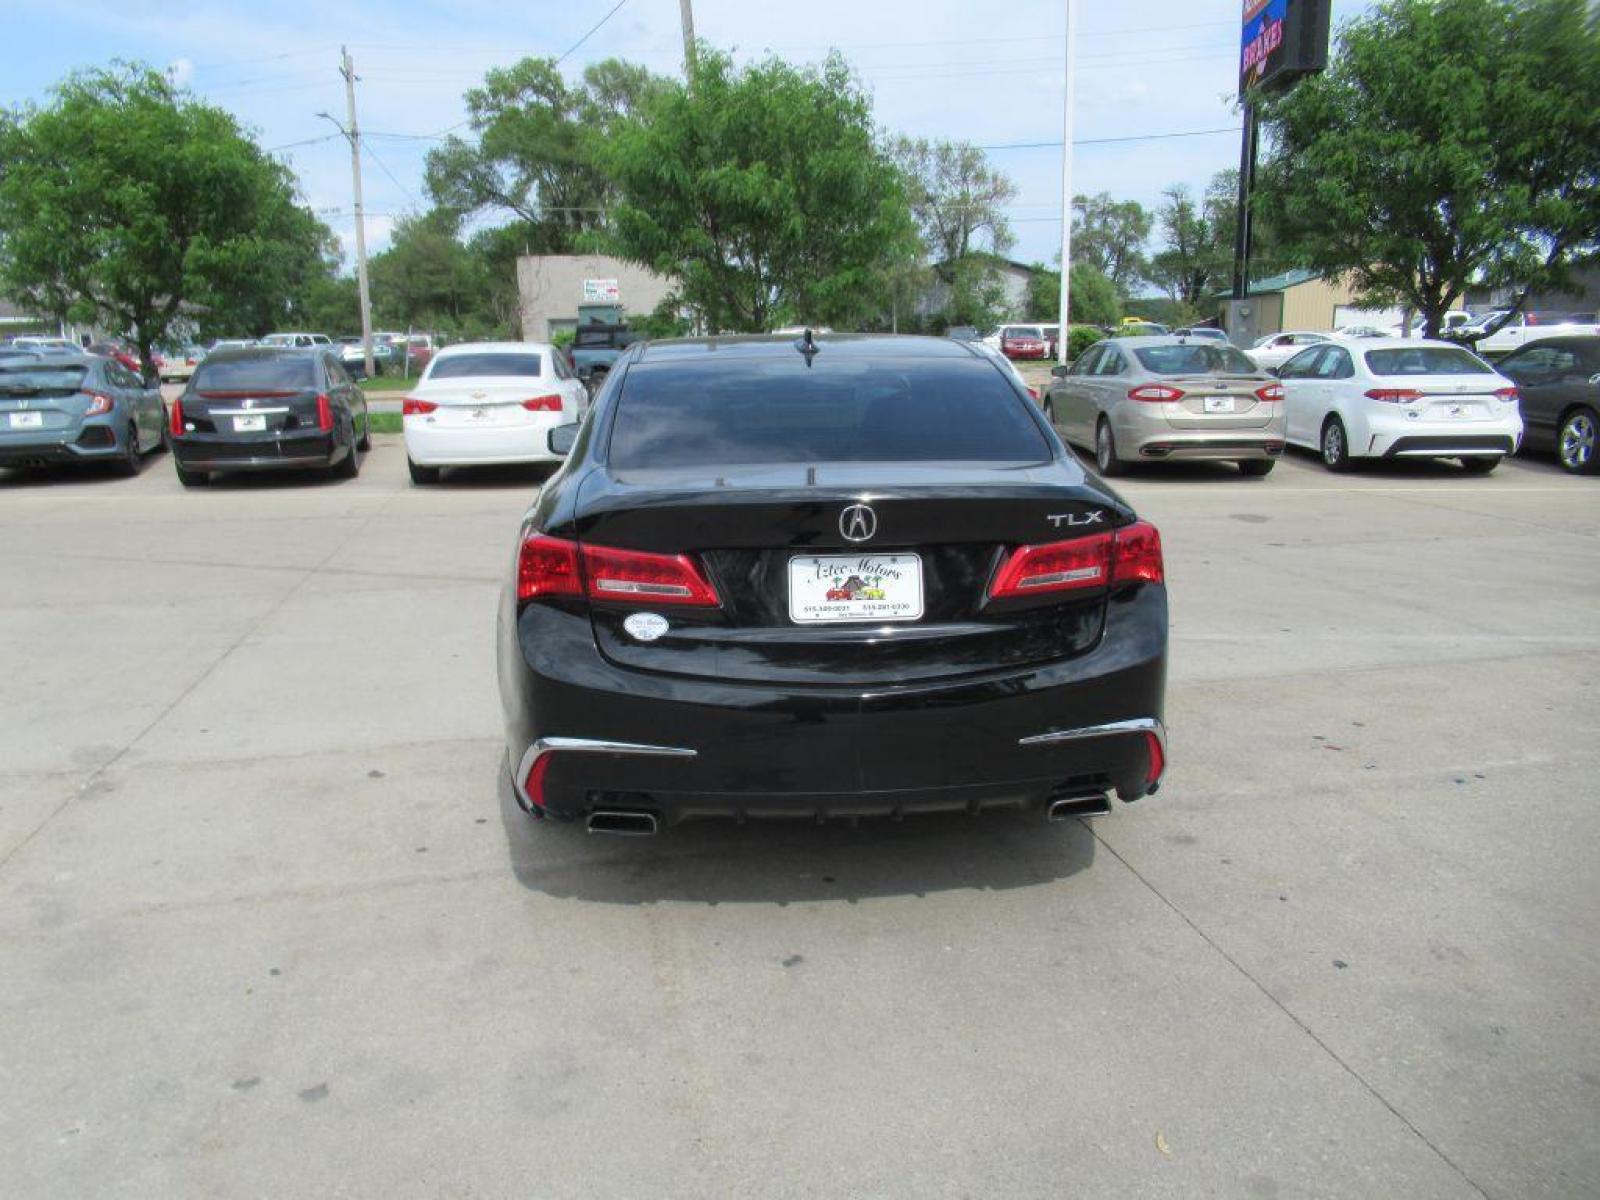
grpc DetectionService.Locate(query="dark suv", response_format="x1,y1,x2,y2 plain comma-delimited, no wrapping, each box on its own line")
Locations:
169,347,370,486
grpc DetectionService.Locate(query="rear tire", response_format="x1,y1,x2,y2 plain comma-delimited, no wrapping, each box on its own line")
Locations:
1459,455,1500,475
175,461,209,487
1320,415,1353,472
334,440,360,480
1042,399,1055,425
356,414,372,452
1095,418,1127,477
1237,459,1276,477
408,457,441,486
1557,406,1598,474
112,424,142,477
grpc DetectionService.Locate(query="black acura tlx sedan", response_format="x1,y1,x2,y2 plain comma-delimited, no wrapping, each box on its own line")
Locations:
496,333,1168,835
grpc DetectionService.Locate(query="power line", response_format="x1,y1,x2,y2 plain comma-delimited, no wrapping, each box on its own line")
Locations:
555,0,632,66
981,127,1240,151
266,132,343,152
364,142,423,210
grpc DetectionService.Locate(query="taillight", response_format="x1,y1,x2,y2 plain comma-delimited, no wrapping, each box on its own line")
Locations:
1144,730,1165,785
1128,384,1184,402
987,520,1164,600
583,543,720,606
316,393,334,432
515,533,720,607
1492,386,1519,403
521,395,563,412
83,391,114,416
1365,388,1423,404
402,397,438,416
523,753,553,810
169,398,184,436
1254,383,1284,402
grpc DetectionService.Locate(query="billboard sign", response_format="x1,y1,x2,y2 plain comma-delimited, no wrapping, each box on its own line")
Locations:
582,278,620,303
1240,0,1331,97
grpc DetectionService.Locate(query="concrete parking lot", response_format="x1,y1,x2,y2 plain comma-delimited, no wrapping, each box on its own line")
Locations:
1,438,1595,1199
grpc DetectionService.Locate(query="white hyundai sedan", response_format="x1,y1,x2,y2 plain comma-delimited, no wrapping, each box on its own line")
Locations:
402,342,587,485
1277,338,1522,473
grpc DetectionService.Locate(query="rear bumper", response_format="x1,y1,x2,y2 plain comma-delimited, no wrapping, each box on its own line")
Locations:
0,422,128,467
172,431,341,471
1354,410,1522,458
1381,434,1517,459
497,585,1168,826
404,415,563,466
1134,436,1285,461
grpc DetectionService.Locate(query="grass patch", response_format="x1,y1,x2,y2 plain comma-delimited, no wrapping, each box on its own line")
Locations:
367,411,403,435
361,374,417,393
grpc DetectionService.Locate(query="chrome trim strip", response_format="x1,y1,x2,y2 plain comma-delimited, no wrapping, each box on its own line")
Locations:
208,407,291,415
511,736,697,808
1018,717,1165,750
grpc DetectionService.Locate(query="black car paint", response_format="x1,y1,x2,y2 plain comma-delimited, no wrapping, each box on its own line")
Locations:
497,334,1168,827
170,347,369,477
1496,336,1600,455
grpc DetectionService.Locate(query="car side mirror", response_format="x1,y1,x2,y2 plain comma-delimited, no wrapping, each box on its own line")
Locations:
547,422,579,457
576,364,594,381
1589,373,1600,388
1050,364,1069,378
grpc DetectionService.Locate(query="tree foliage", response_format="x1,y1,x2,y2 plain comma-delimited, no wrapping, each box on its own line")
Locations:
603,49,917,332
1071,193,1151,295
1255,0,1600,337
1026,263,1121,326
0,65,333,371
891,136,1017,277
1147,171,1238,308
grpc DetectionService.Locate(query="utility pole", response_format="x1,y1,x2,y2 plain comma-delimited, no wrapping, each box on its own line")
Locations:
1055,0,1077,364
678,0,697,83
1230,101,1258,302
339,47,375,380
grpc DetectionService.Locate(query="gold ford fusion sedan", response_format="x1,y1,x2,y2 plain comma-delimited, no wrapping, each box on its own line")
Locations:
1042,335,1287,477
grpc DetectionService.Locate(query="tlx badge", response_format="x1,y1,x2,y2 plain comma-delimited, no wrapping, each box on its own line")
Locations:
1046,510,1105,529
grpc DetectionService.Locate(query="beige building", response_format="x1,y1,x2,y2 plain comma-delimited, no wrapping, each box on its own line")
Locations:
1234,269,1465,336
516,255,676,341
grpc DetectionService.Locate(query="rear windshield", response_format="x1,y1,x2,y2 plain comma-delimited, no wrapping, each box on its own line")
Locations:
0,363,88,395
193,357,316,391
610,358,1051,468
1134,345,1259,376
428,353,542,379
1364,347,1492,376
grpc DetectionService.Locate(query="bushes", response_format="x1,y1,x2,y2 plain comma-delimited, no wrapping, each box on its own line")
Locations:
1066,325,1106,361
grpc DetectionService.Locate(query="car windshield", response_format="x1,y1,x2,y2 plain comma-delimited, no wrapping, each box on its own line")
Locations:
610,357,1051,468
1134,345,1260,376
0,362,88,394
428,353,542,379
1365,347,1493,376
193,357,316,391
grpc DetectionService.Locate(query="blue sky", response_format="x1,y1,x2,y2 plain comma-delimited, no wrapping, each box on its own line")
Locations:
5,0,1374,269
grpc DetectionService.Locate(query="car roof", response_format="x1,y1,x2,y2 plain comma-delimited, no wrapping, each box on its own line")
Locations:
636,333,976,363
1347,337,1478,351
200,346,326,363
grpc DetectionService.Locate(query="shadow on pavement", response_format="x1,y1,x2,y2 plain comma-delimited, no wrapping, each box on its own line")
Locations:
497,756,1097,905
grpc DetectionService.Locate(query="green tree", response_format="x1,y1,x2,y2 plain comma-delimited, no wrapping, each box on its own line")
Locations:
368,210,490,337
1147,171,1238,308
1255,0,1600,337
425,57,671,256
1027,263,1121,326
1071,193,1151,295
0,65,333,374
603,49,917,332
890,136,1017,275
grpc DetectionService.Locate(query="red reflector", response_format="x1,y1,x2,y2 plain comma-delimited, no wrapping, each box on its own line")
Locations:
988,533,1112,599
1364,388,1423,404
1112,520,1164,585
1128,384,1184,402
1144,730,1165,785
1254,383,1284,402
83,391,114,416
316,393,334,432
169,397,184,436
582,543,720,606
402,397,438,416
521,395,563,412
516,533,583,603
523,753,553,809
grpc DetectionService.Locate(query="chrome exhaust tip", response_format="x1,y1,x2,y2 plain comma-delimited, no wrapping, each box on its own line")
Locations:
1047,793,1111,821
586,809,660,836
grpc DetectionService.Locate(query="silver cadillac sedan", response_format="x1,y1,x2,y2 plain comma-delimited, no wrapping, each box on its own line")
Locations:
1042,336,1287,477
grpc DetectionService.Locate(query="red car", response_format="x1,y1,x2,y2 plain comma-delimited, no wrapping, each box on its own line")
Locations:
1000,329,1048,360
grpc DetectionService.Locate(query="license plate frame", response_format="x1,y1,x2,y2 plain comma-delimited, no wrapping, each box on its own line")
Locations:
232,414,267,433
787,553,924,624
1202,396,1236,414
8,411,44,429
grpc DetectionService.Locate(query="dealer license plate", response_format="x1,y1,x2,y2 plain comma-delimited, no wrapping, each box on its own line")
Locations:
233,414,267,432
1202,396,1236,414
8,412,44,429
788,553,924,624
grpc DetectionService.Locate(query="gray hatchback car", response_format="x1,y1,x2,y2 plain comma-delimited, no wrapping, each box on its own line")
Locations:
1043,336,1287,476
0,354,168,475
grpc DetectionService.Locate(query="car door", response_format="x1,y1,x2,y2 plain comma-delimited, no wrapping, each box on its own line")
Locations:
105,362,153,450
1091,345,1128,436
1498,344,1586,450
325,355,365,441
1054,344,1102,447
1278,346,1329,445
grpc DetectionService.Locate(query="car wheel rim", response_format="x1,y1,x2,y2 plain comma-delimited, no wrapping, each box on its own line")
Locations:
1097,426,1111,468
1560,414,1595,469
1323,424,1343,464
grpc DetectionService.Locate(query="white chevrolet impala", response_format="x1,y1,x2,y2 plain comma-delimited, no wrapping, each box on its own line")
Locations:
402,342,588,485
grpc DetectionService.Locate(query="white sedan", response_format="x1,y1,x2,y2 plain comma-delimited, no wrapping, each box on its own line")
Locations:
1247,330,1334,372
1277,337,1522,473
402,341,588,485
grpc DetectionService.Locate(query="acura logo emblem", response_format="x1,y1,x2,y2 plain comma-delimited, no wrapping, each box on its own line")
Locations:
840,504,877,542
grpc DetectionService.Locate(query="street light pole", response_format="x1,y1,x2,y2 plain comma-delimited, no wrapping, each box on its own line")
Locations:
678,0,697,83
1056,0,1077,364
338,47,375,380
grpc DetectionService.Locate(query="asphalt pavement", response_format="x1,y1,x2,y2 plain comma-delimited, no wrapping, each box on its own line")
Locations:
1,437,1596,1198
